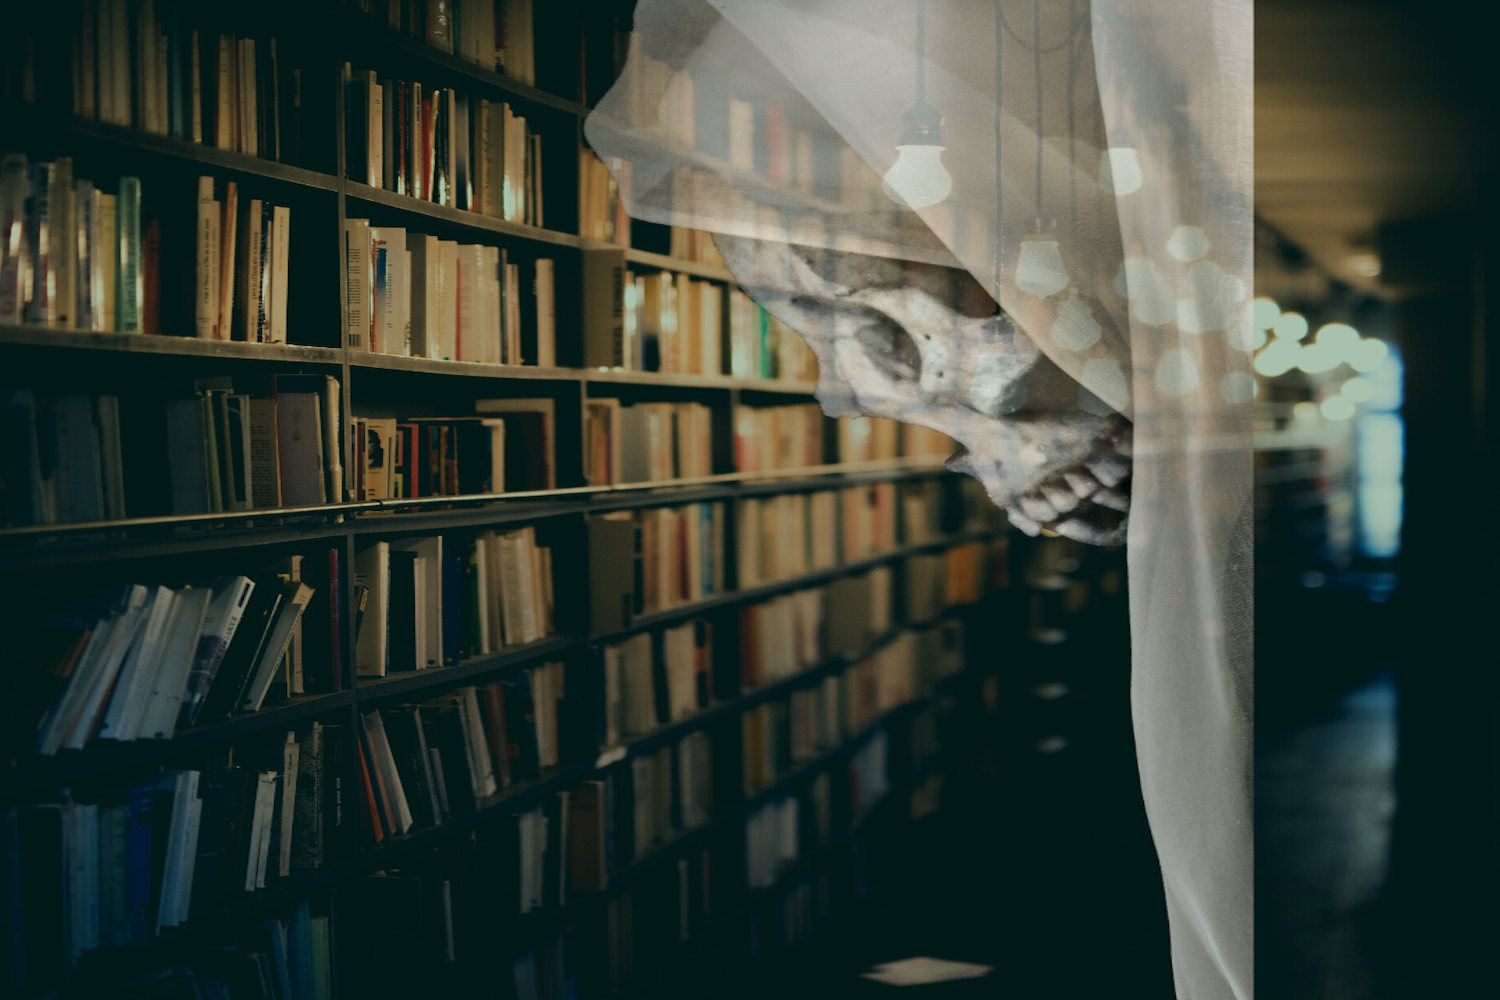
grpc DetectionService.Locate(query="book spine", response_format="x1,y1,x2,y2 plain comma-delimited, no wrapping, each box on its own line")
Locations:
195,177,220,338
116,176,141,332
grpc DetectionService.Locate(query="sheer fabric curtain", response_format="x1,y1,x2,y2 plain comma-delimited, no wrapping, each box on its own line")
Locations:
586,3,1253,996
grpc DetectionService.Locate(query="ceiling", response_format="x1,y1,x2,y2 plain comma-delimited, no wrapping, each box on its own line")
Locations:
1254,0,1492,298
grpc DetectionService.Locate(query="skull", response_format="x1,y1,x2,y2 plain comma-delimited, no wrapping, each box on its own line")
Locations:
714,234,1131,545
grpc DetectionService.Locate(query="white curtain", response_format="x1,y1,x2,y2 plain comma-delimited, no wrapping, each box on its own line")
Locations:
586,2,1253,996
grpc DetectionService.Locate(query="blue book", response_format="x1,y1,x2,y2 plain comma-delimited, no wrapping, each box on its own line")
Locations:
265,918,294,1000
287,898,315,1000
441,553,462,666
373,244,388,353
126,784,153,944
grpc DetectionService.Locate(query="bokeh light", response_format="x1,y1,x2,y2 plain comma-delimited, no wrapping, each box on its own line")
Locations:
1274,312,1309,341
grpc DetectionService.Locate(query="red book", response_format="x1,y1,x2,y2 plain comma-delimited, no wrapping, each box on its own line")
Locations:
478,681,514,789
357,747,385,844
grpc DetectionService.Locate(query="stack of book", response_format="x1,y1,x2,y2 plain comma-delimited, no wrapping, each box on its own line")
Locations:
738,588,825,690
1,156,154,332
630,729,711,860
728,288,819,382
167,375,343,514
362,0,536,84
841,632,917,736
65,5,305,162
0,390,125,527
583,399,714,486
601,620,714,749
19,564,341,760
734,403,825,473
352,528,555,678
355,398,555,498
736,490,839,587
3,722,347,978
344,69,543,225
587,503,727,630
354,665,565,843
193,176,292,343
344,222,556,364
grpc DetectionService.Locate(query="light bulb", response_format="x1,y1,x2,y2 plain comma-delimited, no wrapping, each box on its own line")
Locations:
1015,240,1070,298
883,145,953,208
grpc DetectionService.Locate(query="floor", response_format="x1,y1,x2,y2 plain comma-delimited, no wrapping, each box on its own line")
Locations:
1256,670,1397,1000
736,669,1398,999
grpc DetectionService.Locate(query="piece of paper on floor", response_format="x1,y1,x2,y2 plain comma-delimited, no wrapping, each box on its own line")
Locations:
859,956,995,986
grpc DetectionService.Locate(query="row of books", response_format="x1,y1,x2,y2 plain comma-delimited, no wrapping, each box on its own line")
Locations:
22,562,341,759
583,399,713,487
355,0,537,85
745,793,802,890
65,2,305,164
600,620,713,747
345,221,556,364
345,68,543,226
907,544,988,621
848,727,891,813
579,251,817,383
193,177,291,342
736,491,839,587
587,502,727,630
352,527,554,679
630,729,712,860
0,156,151,332
613,52,840,198
353,398,555,500
170,375,343,514
738,588,826,691
0,390,124,527
669,227,726,267
4,722,344,983
354,666,563,843
733,403,824,474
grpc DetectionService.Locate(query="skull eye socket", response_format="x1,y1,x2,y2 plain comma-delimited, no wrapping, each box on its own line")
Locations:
853,313,922,385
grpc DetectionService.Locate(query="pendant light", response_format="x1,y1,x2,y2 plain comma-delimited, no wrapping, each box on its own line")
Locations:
884,0,953,209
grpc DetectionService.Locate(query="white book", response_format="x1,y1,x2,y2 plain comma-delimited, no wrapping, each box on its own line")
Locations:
76,182,103,331
172,795,204,924
343,218,373,350
268,205,291,343
155,770,199,931
365,73,383,188
98,586,180,742
58,585,152,752
71,801,101,957
354,541,390,676
438,240,459,359
138,586,213,740
454,243,484,362
195,177,220,338
481,245,502,363
534,258,555,367
248,771,278,890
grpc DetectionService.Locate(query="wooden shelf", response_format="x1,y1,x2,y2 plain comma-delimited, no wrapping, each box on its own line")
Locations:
345,182,582,247
341,11,590,118
4,103,343,191
0,691,356,802
0,325,343,363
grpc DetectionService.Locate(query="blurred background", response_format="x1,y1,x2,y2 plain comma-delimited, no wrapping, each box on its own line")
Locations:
1254,1,1497,997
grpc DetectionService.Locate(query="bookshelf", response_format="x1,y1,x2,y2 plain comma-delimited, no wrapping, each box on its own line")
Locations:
0,4,1012,999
